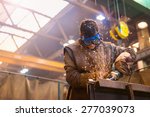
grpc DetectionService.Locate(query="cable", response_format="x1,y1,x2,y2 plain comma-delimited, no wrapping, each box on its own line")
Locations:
113,0,117,20
122,0,127,18
94,0,97,6
135,65,150,72
107,0,110,16
116,0,120,21
127,64,150,83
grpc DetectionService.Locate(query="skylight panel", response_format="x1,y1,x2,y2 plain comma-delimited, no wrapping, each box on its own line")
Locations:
0,0,69,53
18,0,69,18
0,35,17,52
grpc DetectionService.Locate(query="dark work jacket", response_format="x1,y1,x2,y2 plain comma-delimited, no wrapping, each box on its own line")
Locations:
64,40,136,100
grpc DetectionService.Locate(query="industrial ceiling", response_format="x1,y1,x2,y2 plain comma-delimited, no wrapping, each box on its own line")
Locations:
0,0,149,80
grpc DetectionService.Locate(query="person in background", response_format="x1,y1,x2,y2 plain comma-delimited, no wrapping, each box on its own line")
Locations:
64,19,136,100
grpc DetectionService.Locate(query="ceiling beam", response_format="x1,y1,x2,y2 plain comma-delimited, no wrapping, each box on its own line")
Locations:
57,22,68,41
0,50,64,73
0,31,28,40
65,0,101,15
16,4,74,54
0,22,60,41
48,49,63,60
1,0,52,19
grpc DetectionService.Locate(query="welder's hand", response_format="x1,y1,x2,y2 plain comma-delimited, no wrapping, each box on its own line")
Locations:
125,56,134,63
89,71,101,80
79,72,100,87
115,59,131,75
106,71,122,81
80,72,100,80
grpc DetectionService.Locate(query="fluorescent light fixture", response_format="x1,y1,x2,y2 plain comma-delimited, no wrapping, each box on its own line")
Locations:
20,68,29,74
68,39,75,44
96,14,105,21
138,21,148,29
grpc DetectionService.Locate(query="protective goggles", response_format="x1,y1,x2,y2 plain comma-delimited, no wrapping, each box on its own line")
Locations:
82,33,101,46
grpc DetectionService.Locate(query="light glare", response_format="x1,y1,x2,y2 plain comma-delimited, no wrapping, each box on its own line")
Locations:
96,15,105,21
20,68,29,74
138,21,148,29
68,39,75,44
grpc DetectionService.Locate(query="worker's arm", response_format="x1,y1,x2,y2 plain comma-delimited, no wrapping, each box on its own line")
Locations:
111,44,136,75
64,47,100,88
111,43,136,61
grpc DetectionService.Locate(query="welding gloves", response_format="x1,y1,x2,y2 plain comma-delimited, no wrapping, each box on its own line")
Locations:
80,71,100,87
114,51,135,75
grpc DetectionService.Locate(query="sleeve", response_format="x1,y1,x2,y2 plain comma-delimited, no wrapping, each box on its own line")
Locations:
64,47,88,88
111,43,136,61
111,44,136,75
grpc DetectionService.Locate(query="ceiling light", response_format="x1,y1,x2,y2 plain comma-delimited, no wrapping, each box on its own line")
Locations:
63,73,66,76
96,14,105,21
20,68,29,74
68,39,75,44
138,21,148,29
63,43,69,47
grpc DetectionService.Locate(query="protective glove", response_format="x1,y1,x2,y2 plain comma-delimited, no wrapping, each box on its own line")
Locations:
125,48,136,61
115,51,135,75
115,59,131,75
79,71,100,87
81,71,100,79
106,70,122,80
